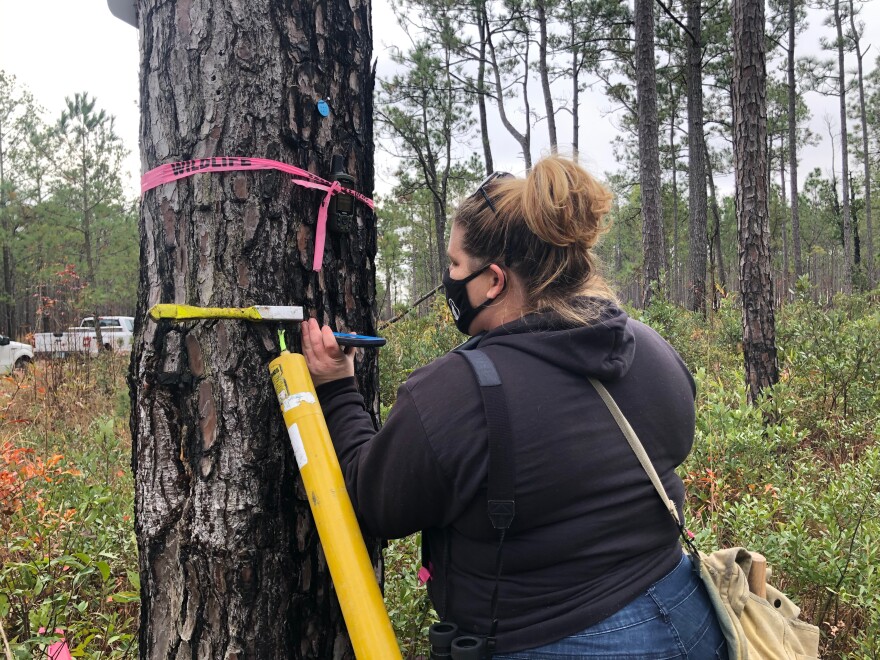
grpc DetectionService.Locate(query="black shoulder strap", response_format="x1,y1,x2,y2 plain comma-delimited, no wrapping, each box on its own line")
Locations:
456,347,515,654
457,349,516,530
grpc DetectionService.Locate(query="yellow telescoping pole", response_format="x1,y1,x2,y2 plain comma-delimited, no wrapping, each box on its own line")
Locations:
269,348,401,660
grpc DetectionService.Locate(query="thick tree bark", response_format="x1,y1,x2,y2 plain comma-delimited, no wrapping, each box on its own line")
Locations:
130,1,377,658
787,0,803,278
833,0,853,292
634,0,665,306
732,0,779,402
686,0,707,315
848,0,873,287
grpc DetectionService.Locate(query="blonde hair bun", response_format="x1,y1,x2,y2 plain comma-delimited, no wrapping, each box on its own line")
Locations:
519,156,613,249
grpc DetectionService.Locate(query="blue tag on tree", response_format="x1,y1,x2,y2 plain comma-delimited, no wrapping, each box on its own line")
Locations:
316,99,330,117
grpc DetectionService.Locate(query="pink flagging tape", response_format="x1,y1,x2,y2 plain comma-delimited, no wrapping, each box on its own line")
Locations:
38,628,73,660
140,156,374,271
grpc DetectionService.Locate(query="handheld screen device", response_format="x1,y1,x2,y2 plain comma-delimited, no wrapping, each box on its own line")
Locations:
332,332,387,348
328,154,355,233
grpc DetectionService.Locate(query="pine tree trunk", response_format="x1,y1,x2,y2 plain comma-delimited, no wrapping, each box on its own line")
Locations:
670,106,680,304
476,3,494,175
537,0,557,151
705,142,726,297
130,1,377,657
849,0,874,287
787,0,803,278
2,245,13,336
732,0,779,403
484,2,532,170
780,135,789,297
634,0,665,306
686,0,707,315
0,123,12,337
834,0,853,292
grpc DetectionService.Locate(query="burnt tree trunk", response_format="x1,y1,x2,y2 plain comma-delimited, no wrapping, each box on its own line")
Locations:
732,0,779,402
634,0,666,306
129,1,377,658
686,0,707,315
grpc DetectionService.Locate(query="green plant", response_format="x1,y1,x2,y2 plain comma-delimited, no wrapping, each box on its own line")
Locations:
0,356,137,659
384,534,436,659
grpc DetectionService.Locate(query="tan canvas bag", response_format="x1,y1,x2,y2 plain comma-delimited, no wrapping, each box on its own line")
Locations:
589,378,821,660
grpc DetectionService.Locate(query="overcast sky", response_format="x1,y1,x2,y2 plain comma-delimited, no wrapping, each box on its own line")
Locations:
1,0,877,200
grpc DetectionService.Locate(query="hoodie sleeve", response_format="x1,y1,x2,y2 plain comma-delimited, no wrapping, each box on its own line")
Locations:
314,377,454,539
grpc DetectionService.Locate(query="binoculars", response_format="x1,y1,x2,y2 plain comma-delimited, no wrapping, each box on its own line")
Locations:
429,622,489,659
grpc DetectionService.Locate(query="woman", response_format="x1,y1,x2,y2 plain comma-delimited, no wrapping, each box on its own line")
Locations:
301,156,727,658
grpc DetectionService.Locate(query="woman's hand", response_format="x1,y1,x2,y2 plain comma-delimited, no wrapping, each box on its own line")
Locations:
300,318,356,387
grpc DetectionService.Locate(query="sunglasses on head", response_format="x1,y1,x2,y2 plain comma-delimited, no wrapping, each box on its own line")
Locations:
472,171,513,214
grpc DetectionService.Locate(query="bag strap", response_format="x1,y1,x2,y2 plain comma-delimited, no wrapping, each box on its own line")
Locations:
587,378,680,525
459,350,516,529
456,348,516,653
588,377,699,558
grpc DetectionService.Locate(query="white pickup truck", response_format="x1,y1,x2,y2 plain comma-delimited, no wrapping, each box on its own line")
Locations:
33,316,135,356
0,335,34,373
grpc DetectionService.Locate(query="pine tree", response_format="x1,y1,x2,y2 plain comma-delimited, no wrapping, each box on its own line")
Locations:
732,0,779,401
130,1,377,656
634,0,666,305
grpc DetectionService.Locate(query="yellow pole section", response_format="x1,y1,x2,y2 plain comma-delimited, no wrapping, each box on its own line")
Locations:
268,351,401,660
149,304,263,322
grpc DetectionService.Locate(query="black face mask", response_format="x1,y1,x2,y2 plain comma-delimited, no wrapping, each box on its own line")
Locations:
442,265,493,335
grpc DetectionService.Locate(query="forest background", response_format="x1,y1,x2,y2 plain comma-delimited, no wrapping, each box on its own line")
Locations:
2,0,880,326
0,0,879,657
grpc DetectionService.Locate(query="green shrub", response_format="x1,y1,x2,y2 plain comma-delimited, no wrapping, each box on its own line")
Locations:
379,297,462,408
0,357,137,659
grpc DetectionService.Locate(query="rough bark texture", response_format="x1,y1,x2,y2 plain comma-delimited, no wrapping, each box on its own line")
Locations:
834,0,853,292
732,0,779,402
787,0,802,278
129,1,377,658
686,0,707,315
634,0,665,306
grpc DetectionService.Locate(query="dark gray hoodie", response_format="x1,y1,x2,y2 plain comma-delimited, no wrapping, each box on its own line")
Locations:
316,302,696,653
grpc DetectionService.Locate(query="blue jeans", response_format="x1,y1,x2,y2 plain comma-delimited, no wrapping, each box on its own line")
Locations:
494,555,728,659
